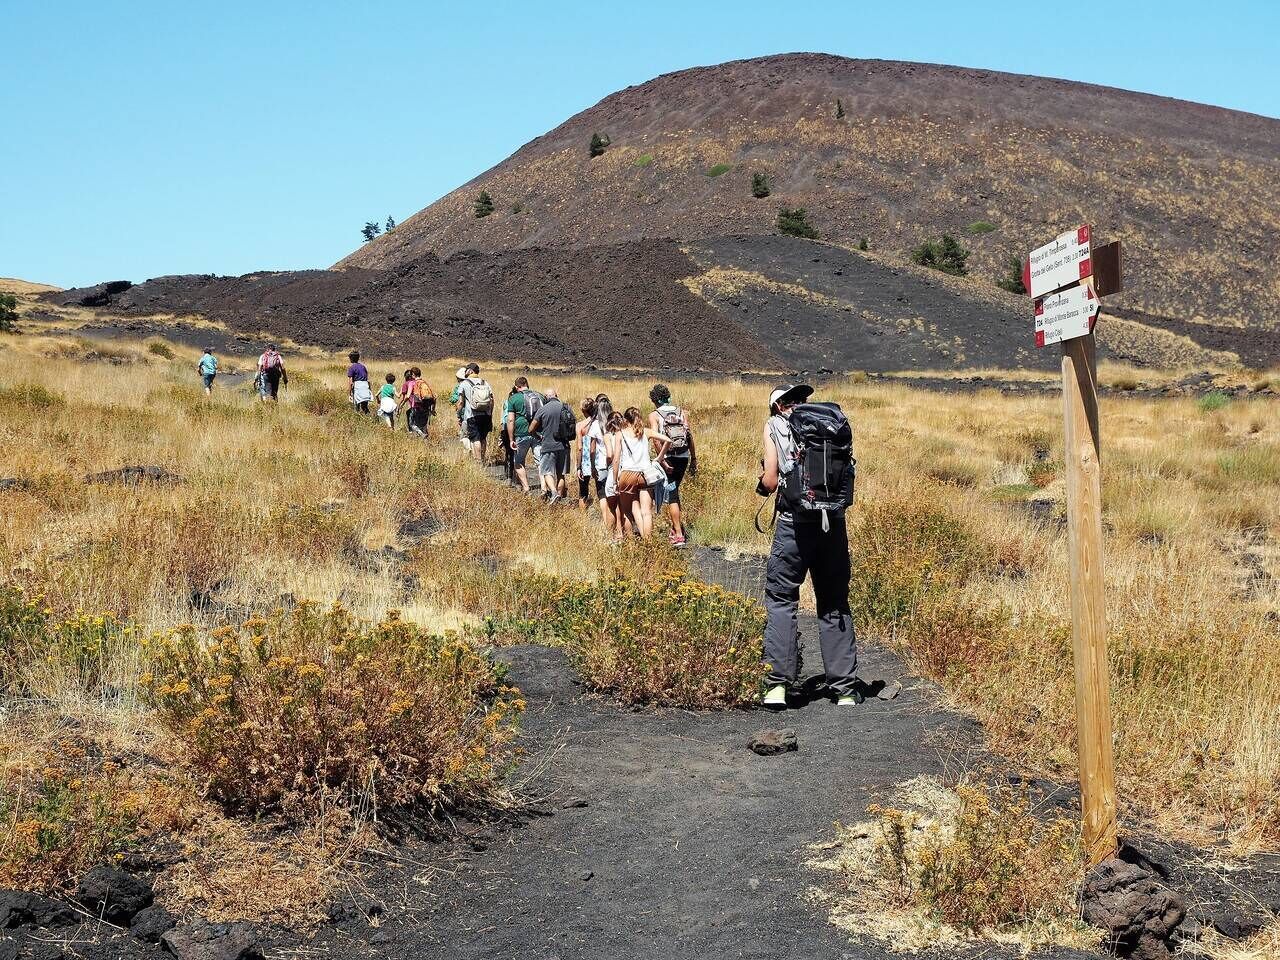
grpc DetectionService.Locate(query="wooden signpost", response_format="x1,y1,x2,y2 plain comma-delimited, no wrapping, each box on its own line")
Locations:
1025,225,1122,866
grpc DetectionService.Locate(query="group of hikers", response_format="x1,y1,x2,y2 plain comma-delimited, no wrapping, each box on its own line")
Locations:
196,344,288,401
196,346,862,709
445,362,695,547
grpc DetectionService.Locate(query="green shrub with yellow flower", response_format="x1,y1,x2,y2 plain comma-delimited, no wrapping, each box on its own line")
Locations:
143,601,523,818
553,573,766,708
0,584,138,698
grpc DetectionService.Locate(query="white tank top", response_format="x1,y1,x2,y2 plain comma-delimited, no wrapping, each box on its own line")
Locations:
618,432,652,472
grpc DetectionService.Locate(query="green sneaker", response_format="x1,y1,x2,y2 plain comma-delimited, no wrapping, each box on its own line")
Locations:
836,688,864,706
762,683,788,709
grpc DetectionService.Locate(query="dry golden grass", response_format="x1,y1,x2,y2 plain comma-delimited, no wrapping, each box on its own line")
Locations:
2,317,1279,920
809,775,1099,954
0,278,61,296
666,373,1280,851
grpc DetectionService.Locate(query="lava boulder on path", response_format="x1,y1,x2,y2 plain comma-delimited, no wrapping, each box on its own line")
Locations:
748,729,798,756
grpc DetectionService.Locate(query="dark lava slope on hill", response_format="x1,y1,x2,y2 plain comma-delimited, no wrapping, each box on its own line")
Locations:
340,53,1280,333
49,236,1051,373
49,232,1266,371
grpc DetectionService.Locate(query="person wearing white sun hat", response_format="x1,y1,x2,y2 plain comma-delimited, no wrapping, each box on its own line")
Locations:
448,367,469,450
756,383,859,709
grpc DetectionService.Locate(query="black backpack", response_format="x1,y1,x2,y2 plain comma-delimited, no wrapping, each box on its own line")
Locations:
555,402,578,445
775,402,854,527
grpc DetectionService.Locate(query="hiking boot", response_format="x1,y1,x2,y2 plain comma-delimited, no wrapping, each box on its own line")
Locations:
762,684,788,709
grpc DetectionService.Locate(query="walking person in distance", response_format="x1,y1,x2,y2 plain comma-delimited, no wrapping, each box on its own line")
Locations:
647,383,696,547
456,363,495,462
503,376,542,493
529,387,573,503
449,368,468,450
614,407,669,539
347,350,372,414
257,343,287,402
756,384,858,708
197,347,218,396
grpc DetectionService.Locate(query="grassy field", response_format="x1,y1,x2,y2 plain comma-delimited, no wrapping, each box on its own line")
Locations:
1,311,1278,924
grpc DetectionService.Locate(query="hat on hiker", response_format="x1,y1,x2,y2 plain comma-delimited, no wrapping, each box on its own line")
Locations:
769,383,813,411
455,367,467,381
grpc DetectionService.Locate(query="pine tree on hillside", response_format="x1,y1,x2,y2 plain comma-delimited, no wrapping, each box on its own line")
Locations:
911,234,969,276
751,173,770,199
835,98,845,119
385,215,397,233
474,191,495,218
361,221,382,242
777,208,818,240
589,132,611,158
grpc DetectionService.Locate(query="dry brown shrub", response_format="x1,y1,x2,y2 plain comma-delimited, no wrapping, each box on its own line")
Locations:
145,603,523,819
0,716,198,891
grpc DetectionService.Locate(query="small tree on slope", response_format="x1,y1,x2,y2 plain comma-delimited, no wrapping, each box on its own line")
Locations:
777,208,818,240
0,293,18,332
361,221,382,242
474,191,495,218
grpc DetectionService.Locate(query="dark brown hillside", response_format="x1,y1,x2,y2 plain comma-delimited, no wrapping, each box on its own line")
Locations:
49,234,1255,373
340,54,1280,331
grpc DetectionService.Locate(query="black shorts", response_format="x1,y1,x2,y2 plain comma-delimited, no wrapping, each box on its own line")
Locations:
578,473,606,502
664,456,690,505
466,414,493,442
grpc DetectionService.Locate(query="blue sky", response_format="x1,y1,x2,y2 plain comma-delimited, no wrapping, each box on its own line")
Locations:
2,0,1276,288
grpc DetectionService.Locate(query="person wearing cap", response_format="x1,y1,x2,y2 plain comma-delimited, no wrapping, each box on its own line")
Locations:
758,383,858,708
448,367,469,450
456,362,495,462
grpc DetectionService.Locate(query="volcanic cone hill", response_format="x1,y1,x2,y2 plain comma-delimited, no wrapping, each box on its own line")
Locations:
46,54,1280,373
340,53,1280,333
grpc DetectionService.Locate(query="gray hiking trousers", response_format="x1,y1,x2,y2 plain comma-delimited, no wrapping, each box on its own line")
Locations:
763,512,857,693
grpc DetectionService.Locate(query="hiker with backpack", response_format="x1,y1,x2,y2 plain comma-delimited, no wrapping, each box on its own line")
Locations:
456,363,495,462
197,347,218,396
406,366,434,438
614,407,670,539
647,384,696,548
399,368,417,431
347,350,372,414
257,344,287,403
503,376,543,494
528,387,576,503
756,384,858,709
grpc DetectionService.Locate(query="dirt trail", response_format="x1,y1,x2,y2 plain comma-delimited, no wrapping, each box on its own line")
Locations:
316,548,1073,960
